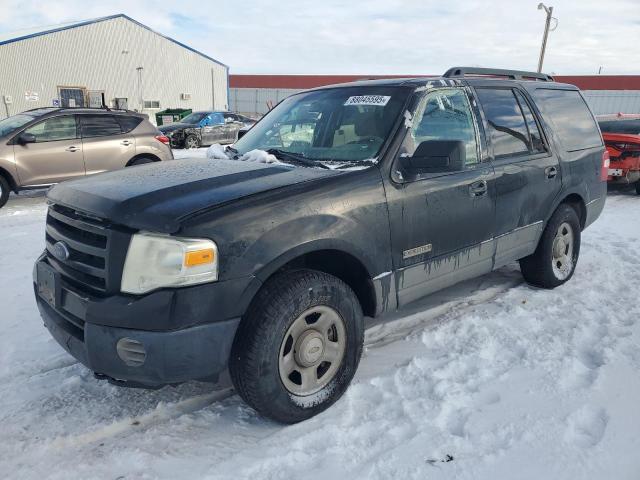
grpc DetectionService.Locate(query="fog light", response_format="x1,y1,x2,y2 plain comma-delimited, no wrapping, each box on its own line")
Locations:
116,338,146,367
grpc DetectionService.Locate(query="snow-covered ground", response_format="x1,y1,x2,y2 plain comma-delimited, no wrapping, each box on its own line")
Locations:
1,167,639,479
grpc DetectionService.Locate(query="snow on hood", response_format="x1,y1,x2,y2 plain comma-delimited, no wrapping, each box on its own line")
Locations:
206,143,374,171
207,144,282,165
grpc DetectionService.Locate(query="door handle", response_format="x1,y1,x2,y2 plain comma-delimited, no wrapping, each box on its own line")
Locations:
65,146,79,152
121,140,133,146
545,166,558,179
469,180,488,197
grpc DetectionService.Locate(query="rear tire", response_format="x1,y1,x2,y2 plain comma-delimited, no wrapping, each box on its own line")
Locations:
229,269,364,424
127,156,155,167
0,175,9,209
635,181,640,195
519,204,581,289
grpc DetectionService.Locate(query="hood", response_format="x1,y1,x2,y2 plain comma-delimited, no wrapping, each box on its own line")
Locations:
47,158,342,233
158,123,194,133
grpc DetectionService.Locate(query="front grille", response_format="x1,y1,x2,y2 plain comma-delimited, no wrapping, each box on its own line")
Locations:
44,204,131,296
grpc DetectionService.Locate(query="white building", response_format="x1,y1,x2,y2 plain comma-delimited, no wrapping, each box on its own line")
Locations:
0,14,229,123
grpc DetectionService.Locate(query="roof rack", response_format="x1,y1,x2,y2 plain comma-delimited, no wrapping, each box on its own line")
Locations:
443,67,554,82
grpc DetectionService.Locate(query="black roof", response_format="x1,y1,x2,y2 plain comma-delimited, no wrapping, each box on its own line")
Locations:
311,67,577,92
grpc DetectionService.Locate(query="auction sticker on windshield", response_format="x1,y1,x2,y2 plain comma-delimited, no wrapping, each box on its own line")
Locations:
344,95,391,106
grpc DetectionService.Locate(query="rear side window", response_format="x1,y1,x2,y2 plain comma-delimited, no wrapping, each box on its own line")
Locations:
115,116,143,133
81,115,123,137
531,89,602,151
475,88,531,159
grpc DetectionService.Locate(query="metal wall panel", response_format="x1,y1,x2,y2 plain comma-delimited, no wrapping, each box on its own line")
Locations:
582,90,640,115
0,16,228,122
230,87,640,118
230,88,302,116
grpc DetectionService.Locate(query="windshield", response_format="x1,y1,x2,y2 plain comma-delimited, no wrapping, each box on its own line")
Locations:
0,113,38,137
233,86,408,164
180,112,209,124
598,119,640,135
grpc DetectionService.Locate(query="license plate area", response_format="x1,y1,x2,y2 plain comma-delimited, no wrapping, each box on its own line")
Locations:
37,262,59,309
608,168,624,177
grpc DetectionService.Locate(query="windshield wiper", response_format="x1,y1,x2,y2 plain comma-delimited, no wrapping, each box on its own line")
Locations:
226,145,239,155
266,149,330,169
331,159,377,170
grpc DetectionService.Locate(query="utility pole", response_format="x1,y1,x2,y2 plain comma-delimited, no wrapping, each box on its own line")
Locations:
136,66,144,111
537,3,556,73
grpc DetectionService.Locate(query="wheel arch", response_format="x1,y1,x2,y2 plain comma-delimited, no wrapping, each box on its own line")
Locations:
554,192,587,230
125,153,161,167
246,243,378,319
0,166,18,192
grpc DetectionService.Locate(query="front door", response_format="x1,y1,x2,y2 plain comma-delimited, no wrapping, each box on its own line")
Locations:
79,115,135,174
386,88,496,306
13,115,85,186
473,86,562,267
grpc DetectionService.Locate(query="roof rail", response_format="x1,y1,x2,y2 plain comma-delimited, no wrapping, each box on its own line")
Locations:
443,67,554,82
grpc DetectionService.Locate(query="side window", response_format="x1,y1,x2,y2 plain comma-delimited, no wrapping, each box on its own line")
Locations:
115,116,143,133
475,88,531,159
24,116,77,142
514,90,546,154
209,113,224,125
404,88,479,167
532,89,602,151
81,115,123,137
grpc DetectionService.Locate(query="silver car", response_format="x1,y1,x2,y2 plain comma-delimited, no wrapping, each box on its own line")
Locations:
0,107,173,208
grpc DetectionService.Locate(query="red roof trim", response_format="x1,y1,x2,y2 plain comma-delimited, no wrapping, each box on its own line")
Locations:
229,74,640,91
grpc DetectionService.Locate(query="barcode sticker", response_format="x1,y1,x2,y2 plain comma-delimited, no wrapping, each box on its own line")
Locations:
344,95,391,107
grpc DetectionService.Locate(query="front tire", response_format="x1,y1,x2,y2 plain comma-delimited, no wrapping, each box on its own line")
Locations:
184,134,200,149
519,203,581,288
229,269,364,424
635,181,640,195
0,175,9,209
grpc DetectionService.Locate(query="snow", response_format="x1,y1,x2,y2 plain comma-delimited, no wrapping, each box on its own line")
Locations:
1,189,640,479
206,144,281,165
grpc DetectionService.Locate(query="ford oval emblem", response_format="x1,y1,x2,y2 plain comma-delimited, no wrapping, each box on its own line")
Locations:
51,241,70,261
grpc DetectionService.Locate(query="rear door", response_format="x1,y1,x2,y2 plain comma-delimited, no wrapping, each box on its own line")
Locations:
474,86,562,267
79,114,135,174
531,88,605,205
201,113,225,145
223,113,243,142
13,115,85,186
386,87,496,306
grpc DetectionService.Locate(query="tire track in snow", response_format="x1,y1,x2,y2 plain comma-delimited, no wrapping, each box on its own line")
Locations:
29,270,525,453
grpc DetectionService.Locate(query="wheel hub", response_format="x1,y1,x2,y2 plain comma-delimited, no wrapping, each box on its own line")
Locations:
278,305,347,396
553,237,566,258
295,330,325,367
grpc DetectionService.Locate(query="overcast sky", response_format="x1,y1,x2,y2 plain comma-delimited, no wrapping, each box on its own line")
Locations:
0,0,638,75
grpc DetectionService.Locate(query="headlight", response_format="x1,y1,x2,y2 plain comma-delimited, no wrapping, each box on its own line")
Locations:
121,232,218,294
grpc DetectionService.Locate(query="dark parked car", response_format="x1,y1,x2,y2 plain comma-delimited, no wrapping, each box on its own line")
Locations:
34,68,606,423
158,111,255,148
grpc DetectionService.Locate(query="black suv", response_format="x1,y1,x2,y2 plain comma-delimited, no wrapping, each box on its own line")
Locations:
34,68,607,423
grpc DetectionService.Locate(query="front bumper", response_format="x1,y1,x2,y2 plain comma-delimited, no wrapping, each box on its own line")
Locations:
33,255,251,387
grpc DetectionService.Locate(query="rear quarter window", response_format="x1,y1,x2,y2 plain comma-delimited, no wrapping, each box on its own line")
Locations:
531,89,602,152
115,116,143,133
